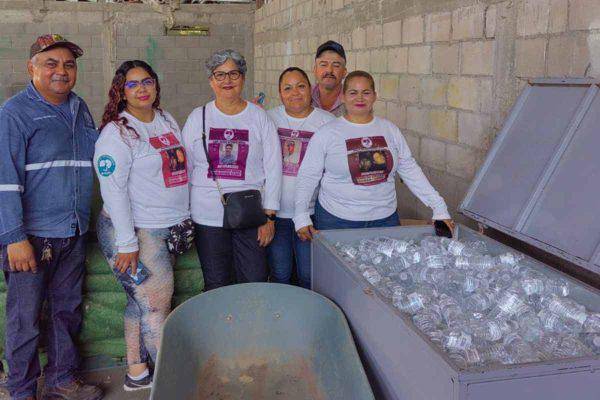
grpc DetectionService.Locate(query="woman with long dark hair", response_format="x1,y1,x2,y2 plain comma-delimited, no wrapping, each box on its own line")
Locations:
94,60,190,391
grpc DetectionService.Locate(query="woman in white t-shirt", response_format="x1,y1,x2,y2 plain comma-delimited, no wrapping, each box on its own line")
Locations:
294,70,455,240
182,49,282,291
94,60,191,391
267,67,335,289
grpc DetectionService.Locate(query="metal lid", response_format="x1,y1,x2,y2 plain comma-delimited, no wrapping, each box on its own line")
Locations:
460,79,600,275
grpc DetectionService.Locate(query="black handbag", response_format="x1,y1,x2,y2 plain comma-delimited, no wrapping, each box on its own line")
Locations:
200,106,267,230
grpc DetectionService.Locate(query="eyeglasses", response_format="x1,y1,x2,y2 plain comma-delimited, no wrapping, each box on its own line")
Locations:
212,70,242,81
124,77,155,90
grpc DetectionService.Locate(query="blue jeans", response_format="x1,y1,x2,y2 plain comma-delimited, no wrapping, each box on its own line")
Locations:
1,234,86,399
314,201,400,230
267,217,312,289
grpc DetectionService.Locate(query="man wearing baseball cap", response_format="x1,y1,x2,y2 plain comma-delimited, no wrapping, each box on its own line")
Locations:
0,34,102,400
312,40,347,116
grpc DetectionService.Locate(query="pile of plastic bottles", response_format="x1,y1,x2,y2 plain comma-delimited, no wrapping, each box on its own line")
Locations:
333,235,600,369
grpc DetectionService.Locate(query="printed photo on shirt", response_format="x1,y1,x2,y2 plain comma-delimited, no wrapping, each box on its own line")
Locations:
219,142,238,165
149,132,189,188
283,139,300,164
358,150,388,173
166,148,186,172
207,128,250,180
346,136,393,186
278,128,313,177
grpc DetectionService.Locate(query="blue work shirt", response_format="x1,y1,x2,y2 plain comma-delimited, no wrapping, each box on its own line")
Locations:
0,82,98,245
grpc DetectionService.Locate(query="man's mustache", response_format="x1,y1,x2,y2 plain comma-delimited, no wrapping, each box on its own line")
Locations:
51,76,70,82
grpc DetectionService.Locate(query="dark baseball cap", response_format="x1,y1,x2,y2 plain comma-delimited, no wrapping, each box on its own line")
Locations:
315,40,346,61
30,34,84,59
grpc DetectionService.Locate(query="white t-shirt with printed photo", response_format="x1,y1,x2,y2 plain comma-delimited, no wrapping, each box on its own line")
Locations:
94,111,190,252
293,116,450,229
181,101,282,227
267,105,335,219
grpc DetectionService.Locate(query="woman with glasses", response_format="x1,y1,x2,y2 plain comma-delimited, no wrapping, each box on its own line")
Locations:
94,60,190,391
181,49,281,291
294,70,454,238
267,67,335,289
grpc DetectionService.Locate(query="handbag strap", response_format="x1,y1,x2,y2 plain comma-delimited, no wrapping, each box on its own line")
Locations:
200,106,228,205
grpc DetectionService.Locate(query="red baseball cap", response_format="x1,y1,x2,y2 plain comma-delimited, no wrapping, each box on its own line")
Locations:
30,34,84,59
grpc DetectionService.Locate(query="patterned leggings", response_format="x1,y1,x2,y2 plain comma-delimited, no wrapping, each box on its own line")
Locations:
96,213,174,366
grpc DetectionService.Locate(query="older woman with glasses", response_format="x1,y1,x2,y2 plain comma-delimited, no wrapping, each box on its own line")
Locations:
182,49,282,291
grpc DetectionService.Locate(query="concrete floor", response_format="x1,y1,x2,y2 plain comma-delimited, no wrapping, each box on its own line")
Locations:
0,367,151,400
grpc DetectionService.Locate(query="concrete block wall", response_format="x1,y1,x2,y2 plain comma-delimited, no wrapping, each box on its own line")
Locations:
0,1,255,126
253,0,600,224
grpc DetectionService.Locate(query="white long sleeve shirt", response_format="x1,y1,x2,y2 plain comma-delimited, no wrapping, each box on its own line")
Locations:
94,111,190,252
182,101,282,227
267,106,335,218
294,116,450,229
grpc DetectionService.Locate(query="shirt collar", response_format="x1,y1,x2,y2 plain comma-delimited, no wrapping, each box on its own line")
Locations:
311,83,343,112
26,81,76,106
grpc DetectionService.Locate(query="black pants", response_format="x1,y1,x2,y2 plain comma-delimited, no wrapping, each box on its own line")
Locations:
194,224,268,291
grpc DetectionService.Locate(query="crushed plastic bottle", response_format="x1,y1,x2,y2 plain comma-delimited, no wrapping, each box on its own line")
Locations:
544,279,570,297
521,272,545,296
424,254,448,269
583,313,600,333
390,255,412,271
443,330,473,351
448,348,482,368
516,312,543,342
454,255,494,271
463,274,484,294
503,333,540,363
404,246,423,264
538,309,583,335
478,343,513,365
393,239,411,254
393,286,437,314
418,266,447,286
554,336,593,358
580,333,600,354
463,291,494,313
441,238,466,256
493,289,528,317
471,320,507,342
413,309,442,335
336,243,358,259
362,267,382,286
420,236,444,255
375,237,397,258
544,295,588,325
496,252,522,266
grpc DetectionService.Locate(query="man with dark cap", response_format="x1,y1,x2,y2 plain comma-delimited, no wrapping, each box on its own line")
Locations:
0,34,102,400
312,40,348,117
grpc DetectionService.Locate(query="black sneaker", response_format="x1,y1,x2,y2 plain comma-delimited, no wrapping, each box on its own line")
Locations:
123,374,152,392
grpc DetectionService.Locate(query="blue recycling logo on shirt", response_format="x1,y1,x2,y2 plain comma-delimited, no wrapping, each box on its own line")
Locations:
97,155,116,177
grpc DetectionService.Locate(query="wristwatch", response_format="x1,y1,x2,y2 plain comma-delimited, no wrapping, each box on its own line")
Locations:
266,213,276,221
